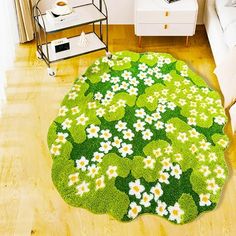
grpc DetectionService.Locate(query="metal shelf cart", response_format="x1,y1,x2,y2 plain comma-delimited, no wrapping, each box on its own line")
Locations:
33,0,110,76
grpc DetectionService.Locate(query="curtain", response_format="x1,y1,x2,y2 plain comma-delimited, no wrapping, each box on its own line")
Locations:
14,0,34,43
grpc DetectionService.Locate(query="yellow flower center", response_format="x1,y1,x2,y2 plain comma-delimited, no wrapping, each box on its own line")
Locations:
133,186,140,192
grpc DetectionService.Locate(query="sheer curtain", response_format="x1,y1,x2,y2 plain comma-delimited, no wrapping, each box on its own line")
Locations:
14,0,34,43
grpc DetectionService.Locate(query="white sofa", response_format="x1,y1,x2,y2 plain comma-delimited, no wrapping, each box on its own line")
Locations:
204,0,236,133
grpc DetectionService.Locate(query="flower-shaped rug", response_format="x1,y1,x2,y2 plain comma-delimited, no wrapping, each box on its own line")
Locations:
48,51,229,224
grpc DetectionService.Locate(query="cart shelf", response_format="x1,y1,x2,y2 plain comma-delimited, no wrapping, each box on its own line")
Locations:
41,32,106,62
33,0,110,76
36,4,107,33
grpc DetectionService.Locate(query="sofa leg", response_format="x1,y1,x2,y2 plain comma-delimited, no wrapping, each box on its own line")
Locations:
185,36,189,47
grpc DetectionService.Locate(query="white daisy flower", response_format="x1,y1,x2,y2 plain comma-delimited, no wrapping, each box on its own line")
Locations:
56,132,68,144
100,129,112,141
168,203,184,224
159,171,170,184
153,148,162,158
137,72,147,80
123,56,131,62
190,109,198,116
112,84,120,92
71,106,80,115
62,118,72,130
135,108,146,119
187,117,197,126
150,183,163,201
190,86,198,93
196,153,206,162
138,63,148,71
119,143,133,157
147,68,154,75
50,144,61,156
72,84,81,92
153,66,160,73
161,89,169,96
174,81,181,87
142,129,153,140
155,121,164,130
158,97,167,104
92,66,100,73
214,166,226,179
156,201,168,216
130,77,139,86
106,166,118,179
140,192,153,207
99,141,112,153
200,113,208,121
199,193,211,206
117,99,126,107
206,178,219,194
128,202,142,219
111,76,120,84
164,145,173,154
209,152,217,162
145,115,153,124
96,107,105,117
115,121,127,131
76,114,89,126
128,86,138,96
94,92,103,100
206,97,214,104
156,104,166,113
180,70,188,77
163,74,172,82
122,129,135,141
214,116,226,125
120,81,129,90
178,99,186,106
95,175,105,190
101,73,111,82
92,152,104,163
102,57,109,63
133,119,145,132
144,77,154,86
108,60,115,67
174,153,183,162
161,158,172,171
199,139,211,151
152,112,161,121
189,144,198,154
200,166,211,177
112,136,122,148
94,60,100,65
121,70,132,80
68,92,78,100
167,102,176,110
155,72,163,79
164,58,171,64
87,164,100,178
189,129,200,138
58,106,68,117
76,181,90,196
86,125,100,139
208,107,217,114
195,94,203,101
109,105,117,113
105,91,115,100
147,96,155,103
101,98,110,107
143,156,156,169
76,156,89,172
68,173,79,186
177,132,188,143
165,123,176,133
170,164,182,179
129,179,145,199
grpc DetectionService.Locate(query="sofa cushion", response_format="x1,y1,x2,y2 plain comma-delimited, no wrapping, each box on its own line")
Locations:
215,0,236,30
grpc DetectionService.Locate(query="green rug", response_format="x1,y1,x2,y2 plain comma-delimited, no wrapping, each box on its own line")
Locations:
48,51,229,224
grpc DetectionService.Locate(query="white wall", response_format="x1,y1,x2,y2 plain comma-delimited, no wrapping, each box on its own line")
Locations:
36,0,205,24
0,0,19,116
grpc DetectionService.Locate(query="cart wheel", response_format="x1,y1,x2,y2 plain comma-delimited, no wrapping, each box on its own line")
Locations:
36,51,42,59
106,51,112,60
47,68,56,77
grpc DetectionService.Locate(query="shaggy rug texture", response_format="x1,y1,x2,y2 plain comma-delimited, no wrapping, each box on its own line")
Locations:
48,51,229,224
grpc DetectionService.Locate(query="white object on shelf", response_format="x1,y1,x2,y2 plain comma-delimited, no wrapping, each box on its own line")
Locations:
42,32,106,62
38,4,106,33
78,31,88,48
51,0,73,16
135,0,198,37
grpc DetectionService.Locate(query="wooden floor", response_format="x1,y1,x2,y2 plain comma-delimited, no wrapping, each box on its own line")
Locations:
1,25,236,236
